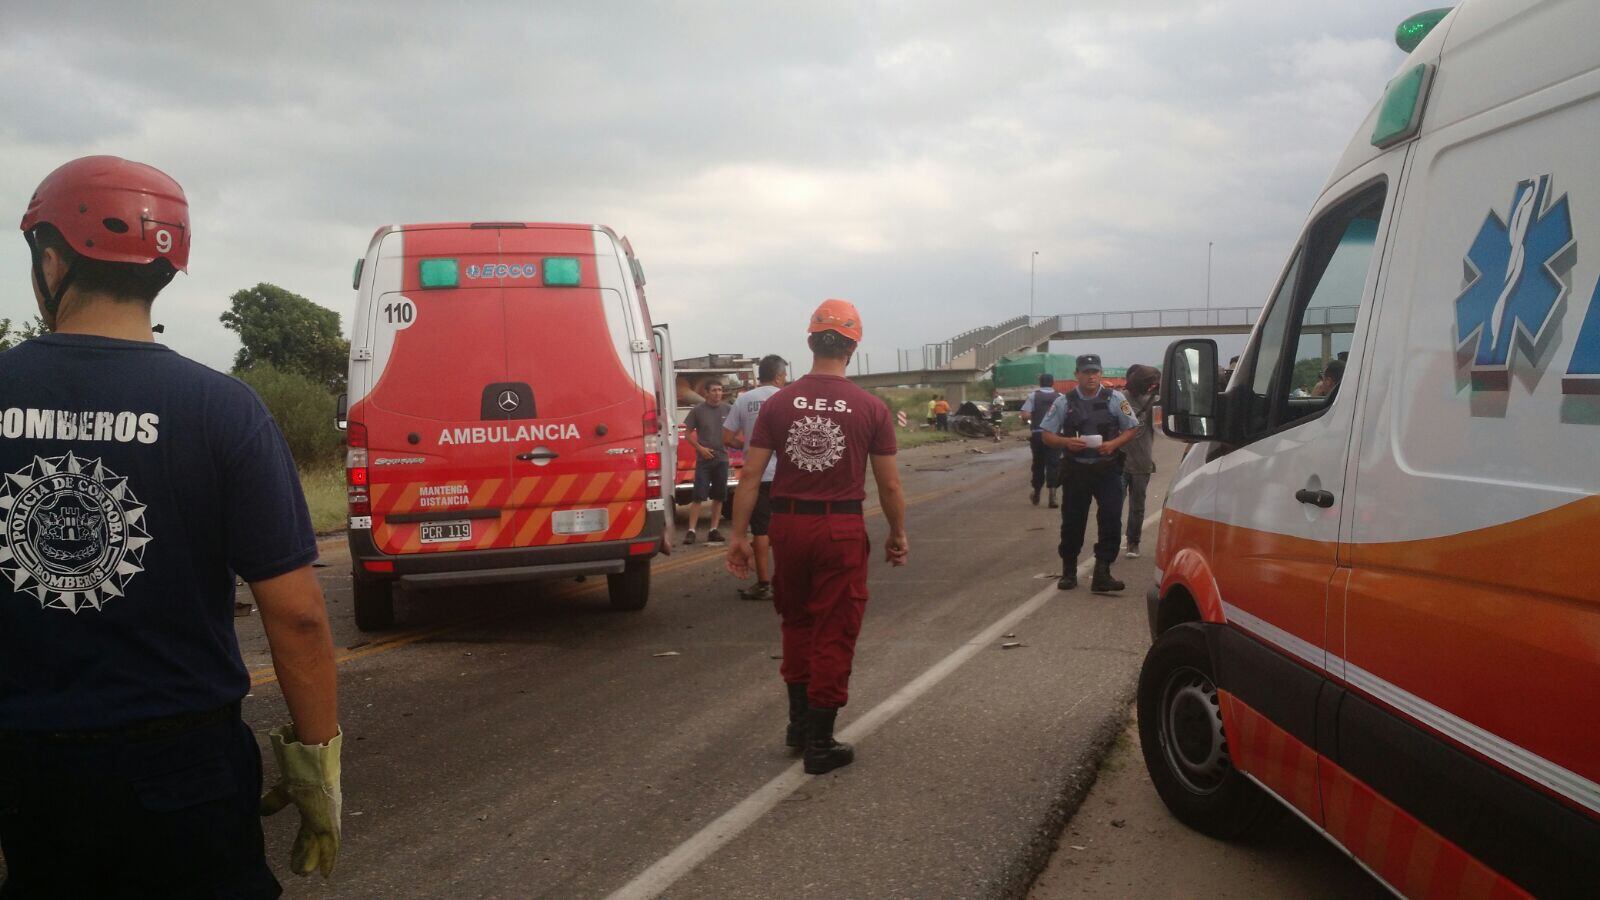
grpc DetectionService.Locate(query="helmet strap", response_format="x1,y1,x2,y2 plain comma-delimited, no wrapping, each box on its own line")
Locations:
24,229,76,327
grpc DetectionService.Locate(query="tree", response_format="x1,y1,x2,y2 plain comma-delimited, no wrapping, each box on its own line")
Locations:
220,283,348,390
234,363,344,467
0,315,46,352
1290,356,1326,394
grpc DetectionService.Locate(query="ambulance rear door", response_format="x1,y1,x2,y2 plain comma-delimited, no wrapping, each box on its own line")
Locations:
363,225,514,557
496,226,655,549
652,323,677,509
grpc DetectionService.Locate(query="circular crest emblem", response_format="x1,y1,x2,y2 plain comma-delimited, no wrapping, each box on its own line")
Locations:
0,452,151,613
785,415,846,473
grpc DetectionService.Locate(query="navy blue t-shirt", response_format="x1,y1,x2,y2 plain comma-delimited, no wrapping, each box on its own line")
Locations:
0,333,317,731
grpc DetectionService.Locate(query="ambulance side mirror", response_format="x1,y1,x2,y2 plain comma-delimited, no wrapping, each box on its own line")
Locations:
335,393,348,432
1161,339,1218,442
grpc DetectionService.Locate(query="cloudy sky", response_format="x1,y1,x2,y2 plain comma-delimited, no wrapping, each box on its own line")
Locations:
1,1,1418,373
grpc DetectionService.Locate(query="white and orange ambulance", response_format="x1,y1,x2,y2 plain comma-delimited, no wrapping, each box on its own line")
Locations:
341,223,675,630
1140,3,1598,896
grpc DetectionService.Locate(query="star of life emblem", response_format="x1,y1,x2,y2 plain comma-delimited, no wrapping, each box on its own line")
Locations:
785,415,846,473
1454,174,1575,389
0,452,151,613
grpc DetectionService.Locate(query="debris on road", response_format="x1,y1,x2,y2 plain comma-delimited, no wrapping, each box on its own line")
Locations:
1111,819,1126,828
653,651,681,658
1070,844,1087,851
1001,641,1024,650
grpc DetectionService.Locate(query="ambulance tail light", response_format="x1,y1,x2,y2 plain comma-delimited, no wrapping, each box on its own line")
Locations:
643,407,664,488
644,447,662,490
346,422,371,517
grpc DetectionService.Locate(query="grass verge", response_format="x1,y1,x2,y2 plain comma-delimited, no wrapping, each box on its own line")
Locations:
896,428,960,449
300,465,347,534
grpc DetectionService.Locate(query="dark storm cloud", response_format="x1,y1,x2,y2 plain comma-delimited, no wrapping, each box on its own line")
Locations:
1,1,1415,369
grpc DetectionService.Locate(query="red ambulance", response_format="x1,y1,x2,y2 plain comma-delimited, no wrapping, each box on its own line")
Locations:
341,223,675,630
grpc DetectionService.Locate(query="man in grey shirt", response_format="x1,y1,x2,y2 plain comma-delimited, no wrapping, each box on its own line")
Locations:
723,354,787,600
684,381,731,545
1122,364,1160,558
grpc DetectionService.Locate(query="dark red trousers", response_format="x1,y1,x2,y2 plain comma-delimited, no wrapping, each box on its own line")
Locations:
769,512,870,709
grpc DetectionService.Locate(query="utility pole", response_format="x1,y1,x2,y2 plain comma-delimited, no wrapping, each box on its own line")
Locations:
1029,250,1038,320
1206,241,1213,309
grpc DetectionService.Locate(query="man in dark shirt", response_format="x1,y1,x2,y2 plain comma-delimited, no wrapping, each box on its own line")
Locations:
1020,373,1062,507
683,381,731,545
725,299,908,775
1121,364,1160,558
1,156,341,897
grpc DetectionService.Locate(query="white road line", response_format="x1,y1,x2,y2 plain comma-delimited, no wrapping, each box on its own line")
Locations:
606,511,1163,900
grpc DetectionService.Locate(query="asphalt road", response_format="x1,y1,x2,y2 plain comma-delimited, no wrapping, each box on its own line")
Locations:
235,431,1185,898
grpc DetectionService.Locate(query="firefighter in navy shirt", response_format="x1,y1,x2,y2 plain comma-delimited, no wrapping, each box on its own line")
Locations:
1,157,342,897
724,299,908,775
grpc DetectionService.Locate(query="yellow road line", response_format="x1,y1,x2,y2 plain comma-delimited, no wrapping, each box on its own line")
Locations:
249,461,1019,688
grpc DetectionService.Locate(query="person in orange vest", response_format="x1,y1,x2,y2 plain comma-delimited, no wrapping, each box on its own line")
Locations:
932,396,951,431
724,299,909,774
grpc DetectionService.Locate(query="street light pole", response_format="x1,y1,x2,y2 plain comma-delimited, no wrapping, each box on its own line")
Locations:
1029,250,1038,320
1206,241,1213,309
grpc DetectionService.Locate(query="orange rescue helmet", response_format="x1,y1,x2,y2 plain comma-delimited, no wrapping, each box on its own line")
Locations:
807,298,863,342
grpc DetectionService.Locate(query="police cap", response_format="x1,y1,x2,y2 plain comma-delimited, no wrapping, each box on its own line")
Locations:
1076,354,1103,373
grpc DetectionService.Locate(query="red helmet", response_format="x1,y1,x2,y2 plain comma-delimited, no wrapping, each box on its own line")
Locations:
20,156,190,272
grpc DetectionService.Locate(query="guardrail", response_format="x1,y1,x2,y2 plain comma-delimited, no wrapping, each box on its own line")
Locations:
890,304,1352,378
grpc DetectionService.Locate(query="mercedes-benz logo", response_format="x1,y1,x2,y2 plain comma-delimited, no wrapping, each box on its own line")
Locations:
497,390,520,412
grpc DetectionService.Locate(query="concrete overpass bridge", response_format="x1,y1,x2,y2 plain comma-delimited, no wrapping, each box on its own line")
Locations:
851,304,1358,400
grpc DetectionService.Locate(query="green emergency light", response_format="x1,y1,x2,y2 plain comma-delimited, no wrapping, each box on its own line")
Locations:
543,257,581,287
1371,63,1434,148
418,258,458,289
1395,8,1451,53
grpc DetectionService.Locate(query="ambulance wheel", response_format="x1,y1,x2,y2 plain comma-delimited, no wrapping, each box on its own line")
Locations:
1136,623,1271,840
353,578,396,631
608,560,650,611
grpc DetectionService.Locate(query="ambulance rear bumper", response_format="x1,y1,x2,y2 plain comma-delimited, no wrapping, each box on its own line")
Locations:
348,511,666,587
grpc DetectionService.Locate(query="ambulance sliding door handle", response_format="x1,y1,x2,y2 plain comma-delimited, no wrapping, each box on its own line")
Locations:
517,450,559,462
1295,489,1335,508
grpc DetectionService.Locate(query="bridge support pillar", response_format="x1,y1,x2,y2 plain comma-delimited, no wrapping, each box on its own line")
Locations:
1321,332,1333,363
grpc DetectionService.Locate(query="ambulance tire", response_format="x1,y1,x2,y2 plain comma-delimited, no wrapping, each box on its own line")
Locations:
608,560,650,611
353,577,396,631
1136,622,1272,840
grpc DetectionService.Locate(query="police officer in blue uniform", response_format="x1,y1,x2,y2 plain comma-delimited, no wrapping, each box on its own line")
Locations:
2,157,343,897
1039,354,1140,592
1019,373,1062,507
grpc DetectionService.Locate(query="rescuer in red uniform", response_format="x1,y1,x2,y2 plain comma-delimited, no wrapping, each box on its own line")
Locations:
725,299,909,774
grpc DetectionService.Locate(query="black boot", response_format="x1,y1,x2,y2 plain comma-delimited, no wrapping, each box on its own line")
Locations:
1091,561,1125,593
1047,487,1059,509
1030,486,1041,506
1057,568,1077,590
785,682,809,751
803,707,855,775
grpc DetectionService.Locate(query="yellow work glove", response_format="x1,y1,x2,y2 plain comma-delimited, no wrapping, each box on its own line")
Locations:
260,724,343,877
